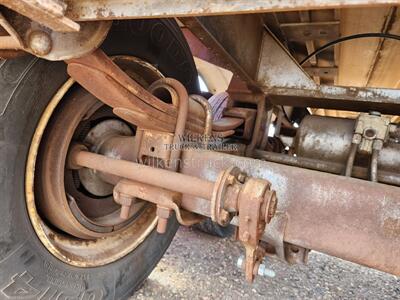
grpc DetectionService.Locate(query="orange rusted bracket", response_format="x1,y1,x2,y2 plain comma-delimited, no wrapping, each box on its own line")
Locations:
113,179,205,233
66,49,207,134
210,166,277,282
79,150,278,281
237,177,277,282
1,0,80,33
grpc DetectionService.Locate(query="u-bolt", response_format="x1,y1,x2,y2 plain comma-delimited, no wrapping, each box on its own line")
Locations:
148,78,189,171
190,94,213,146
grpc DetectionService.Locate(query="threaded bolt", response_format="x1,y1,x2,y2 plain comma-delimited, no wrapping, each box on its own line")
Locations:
236,255,244,269
237,256,276,278
257,263,276,278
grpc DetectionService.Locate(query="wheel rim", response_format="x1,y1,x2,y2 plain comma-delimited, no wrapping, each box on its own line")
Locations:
25,56,164,267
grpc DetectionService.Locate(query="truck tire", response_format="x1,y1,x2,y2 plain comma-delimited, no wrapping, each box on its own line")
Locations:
194,219,235,238
0,19,198,300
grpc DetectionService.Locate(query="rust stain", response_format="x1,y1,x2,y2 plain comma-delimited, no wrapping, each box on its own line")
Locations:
383,218,400,238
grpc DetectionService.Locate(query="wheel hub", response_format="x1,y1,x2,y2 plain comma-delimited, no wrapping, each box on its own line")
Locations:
79,119,133,197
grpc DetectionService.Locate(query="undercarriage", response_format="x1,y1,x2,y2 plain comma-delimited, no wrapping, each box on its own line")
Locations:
0,1,399,299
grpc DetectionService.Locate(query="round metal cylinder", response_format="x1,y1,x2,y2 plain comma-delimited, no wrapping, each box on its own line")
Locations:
379,143,400,173
294,115,400,174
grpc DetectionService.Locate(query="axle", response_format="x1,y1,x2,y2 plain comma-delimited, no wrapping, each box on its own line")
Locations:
69,146,215,200
69,145,400,278
69,145,277,282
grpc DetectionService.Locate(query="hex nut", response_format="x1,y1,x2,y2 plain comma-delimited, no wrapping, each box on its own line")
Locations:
219,210,231,225
237,172,247,183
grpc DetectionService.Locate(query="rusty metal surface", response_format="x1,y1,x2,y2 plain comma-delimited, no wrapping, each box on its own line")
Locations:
72,146,270,233
79,119,133,196
180,149,400,276
294,115,400,174
36,87,145,239
67,48,282,276
69,133,400,276
66,0,400,21
151,78,189,171
67,49,210,134
212,117,244,131
223,107,256,141
284,243,310,265
138,129,174,163
184,16,316,91
245,94,267,156
257,28,318,90
266,85,400,114
0,49,26,59
1,9,111,60
190,94,213,143
254,149,400,186
30,54,171,258
295,115,355,164
237,176,277,282
195,15,264,83
210,166,240,225
70,149,216,201
1,0,80,32
71,145,279,281
280,21,340,41
37,20,111,60
114,180,204,229
259,212,288,260
0,35,21,49
37,88,107,239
